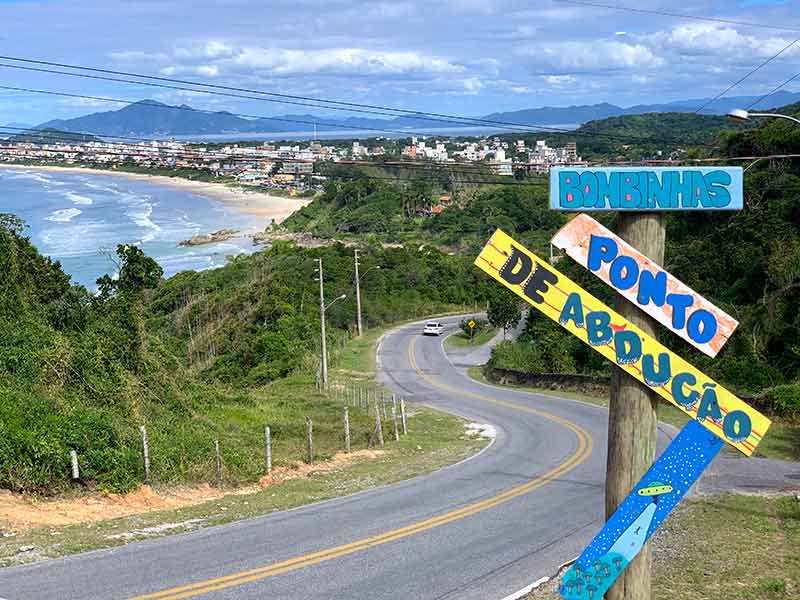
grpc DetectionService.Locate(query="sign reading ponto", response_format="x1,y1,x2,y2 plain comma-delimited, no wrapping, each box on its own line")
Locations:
549,167,743,211
552,214,738,357
474,229,770,455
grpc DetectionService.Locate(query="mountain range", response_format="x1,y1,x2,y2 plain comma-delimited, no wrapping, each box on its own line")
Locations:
28,91,800,139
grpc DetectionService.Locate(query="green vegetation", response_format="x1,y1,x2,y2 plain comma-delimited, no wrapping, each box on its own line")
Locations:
284,174,561,254
0,403,486,567
530,494,800,600
446,327,496,348
0,216,494,495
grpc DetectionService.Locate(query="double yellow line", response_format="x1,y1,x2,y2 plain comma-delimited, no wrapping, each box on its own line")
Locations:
129,334,593,600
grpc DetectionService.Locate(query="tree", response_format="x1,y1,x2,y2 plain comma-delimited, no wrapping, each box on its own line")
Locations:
97,244,163,298
487,289,522,339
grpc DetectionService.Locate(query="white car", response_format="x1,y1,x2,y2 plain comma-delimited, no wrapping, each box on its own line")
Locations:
423,322,445,336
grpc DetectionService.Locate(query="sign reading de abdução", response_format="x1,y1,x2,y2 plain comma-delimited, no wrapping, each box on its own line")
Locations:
549,166,743,211
475,229,770,455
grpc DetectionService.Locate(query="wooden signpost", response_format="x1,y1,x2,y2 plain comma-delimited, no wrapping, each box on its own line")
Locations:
474,164,759,600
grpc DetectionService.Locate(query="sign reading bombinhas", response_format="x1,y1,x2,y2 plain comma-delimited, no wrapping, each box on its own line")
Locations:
549,166,743,211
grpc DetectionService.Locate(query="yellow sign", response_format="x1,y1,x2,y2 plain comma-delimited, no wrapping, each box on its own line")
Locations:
475,229,770,455
468,319,476,329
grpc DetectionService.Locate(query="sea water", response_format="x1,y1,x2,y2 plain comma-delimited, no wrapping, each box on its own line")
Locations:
0,168,266,289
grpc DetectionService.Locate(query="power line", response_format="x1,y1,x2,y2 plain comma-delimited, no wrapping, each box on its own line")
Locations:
553,0,800,32
746,69,800,109
694,38,800,113
0,54,723,147
0,54,587,134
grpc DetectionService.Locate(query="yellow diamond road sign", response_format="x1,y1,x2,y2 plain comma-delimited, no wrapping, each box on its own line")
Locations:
468,319,476,329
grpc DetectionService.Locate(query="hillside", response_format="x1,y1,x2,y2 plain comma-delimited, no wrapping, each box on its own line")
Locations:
6,127,103,144
31,91,800,138
287,108,800,415
0,223,494,495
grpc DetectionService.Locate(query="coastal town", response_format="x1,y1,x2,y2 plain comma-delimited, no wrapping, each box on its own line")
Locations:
0,130,584,194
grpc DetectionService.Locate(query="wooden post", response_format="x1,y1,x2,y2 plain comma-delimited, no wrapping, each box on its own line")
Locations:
139,425,150,484
605,212,664,600
391,396,400,442
265,426,272,475
305,417,314,464
214,439,222,485
380,391,388,421
399,395,407,435
69,449,80,480
343,407,351,453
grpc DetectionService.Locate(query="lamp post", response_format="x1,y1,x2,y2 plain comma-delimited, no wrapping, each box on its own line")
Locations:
727,108,800,126
353,248,380,337
315,257,347,388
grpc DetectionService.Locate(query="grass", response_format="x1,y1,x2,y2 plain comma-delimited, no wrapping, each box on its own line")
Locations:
445,328,497,348
467,367,800,462
0,320,488,566
530,494,800,600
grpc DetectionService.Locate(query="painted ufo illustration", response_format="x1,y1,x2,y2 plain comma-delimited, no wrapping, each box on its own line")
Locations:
637,481,673,497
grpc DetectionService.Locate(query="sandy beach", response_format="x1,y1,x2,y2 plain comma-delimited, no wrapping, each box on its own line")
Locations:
0,164,311,224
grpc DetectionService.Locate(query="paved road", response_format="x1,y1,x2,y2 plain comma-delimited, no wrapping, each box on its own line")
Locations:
1,316,797,600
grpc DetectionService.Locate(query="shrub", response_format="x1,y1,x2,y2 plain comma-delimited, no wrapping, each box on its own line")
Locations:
757,383,800,418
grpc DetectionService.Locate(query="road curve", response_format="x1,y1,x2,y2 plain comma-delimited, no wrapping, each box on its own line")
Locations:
1,316,672,600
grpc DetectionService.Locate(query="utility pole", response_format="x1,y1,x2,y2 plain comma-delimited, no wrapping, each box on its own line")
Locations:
605,212,665,600
354,248,363,337
317,257,328,388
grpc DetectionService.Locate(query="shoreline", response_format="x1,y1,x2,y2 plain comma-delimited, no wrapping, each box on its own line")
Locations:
0,164,310,224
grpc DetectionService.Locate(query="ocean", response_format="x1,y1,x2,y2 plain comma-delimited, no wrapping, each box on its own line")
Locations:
0,168,265,289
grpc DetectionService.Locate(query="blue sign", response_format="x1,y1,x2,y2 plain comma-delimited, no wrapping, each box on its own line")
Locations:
558,419,723,599
550,167,743,211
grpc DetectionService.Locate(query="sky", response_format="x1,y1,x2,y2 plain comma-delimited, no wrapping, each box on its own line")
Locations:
0,0,798,125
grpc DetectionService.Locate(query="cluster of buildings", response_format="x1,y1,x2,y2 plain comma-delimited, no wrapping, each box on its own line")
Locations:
0,133,582,190
402,136,583,175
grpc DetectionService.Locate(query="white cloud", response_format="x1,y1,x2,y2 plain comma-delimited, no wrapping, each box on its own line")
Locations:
160,64,219,77
644,23,800,61
229,47,464,76
542,74,576,87
521,40,664,72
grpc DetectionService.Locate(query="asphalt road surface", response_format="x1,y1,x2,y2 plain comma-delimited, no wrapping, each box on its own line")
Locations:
1,316,797,600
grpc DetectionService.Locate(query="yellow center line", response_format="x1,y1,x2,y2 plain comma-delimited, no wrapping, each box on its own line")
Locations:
128,334,594,600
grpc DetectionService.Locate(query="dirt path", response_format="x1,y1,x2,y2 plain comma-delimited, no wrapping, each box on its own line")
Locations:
0,449,384,532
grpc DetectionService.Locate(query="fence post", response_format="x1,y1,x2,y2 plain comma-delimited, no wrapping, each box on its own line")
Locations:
374,403,384,447
265,425,272,475
343,407,351,454
391,396,400,442
214,439,222,485
305,417,314,464
380,390,388,421
139,425,151,484
69,449,80,481
400,395,407,435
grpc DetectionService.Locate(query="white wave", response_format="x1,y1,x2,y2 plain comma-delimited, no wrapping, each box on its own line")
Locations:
125,197,162,234
64,191,93,205
45,208,82,223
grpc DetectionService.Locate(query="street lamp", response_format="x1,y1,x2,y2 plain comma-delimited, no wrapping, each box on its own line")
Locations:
727,108,800,126
315,258,347,389
353,248,381,337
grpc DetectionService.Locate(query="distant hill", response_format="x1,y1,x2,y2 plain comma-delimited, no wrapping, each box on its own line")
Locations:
8,127,103,145
31,91,800,139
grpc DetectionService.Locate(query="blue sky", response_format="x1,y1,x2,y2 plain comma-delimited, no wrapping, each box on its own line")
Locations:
0,0,798,124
